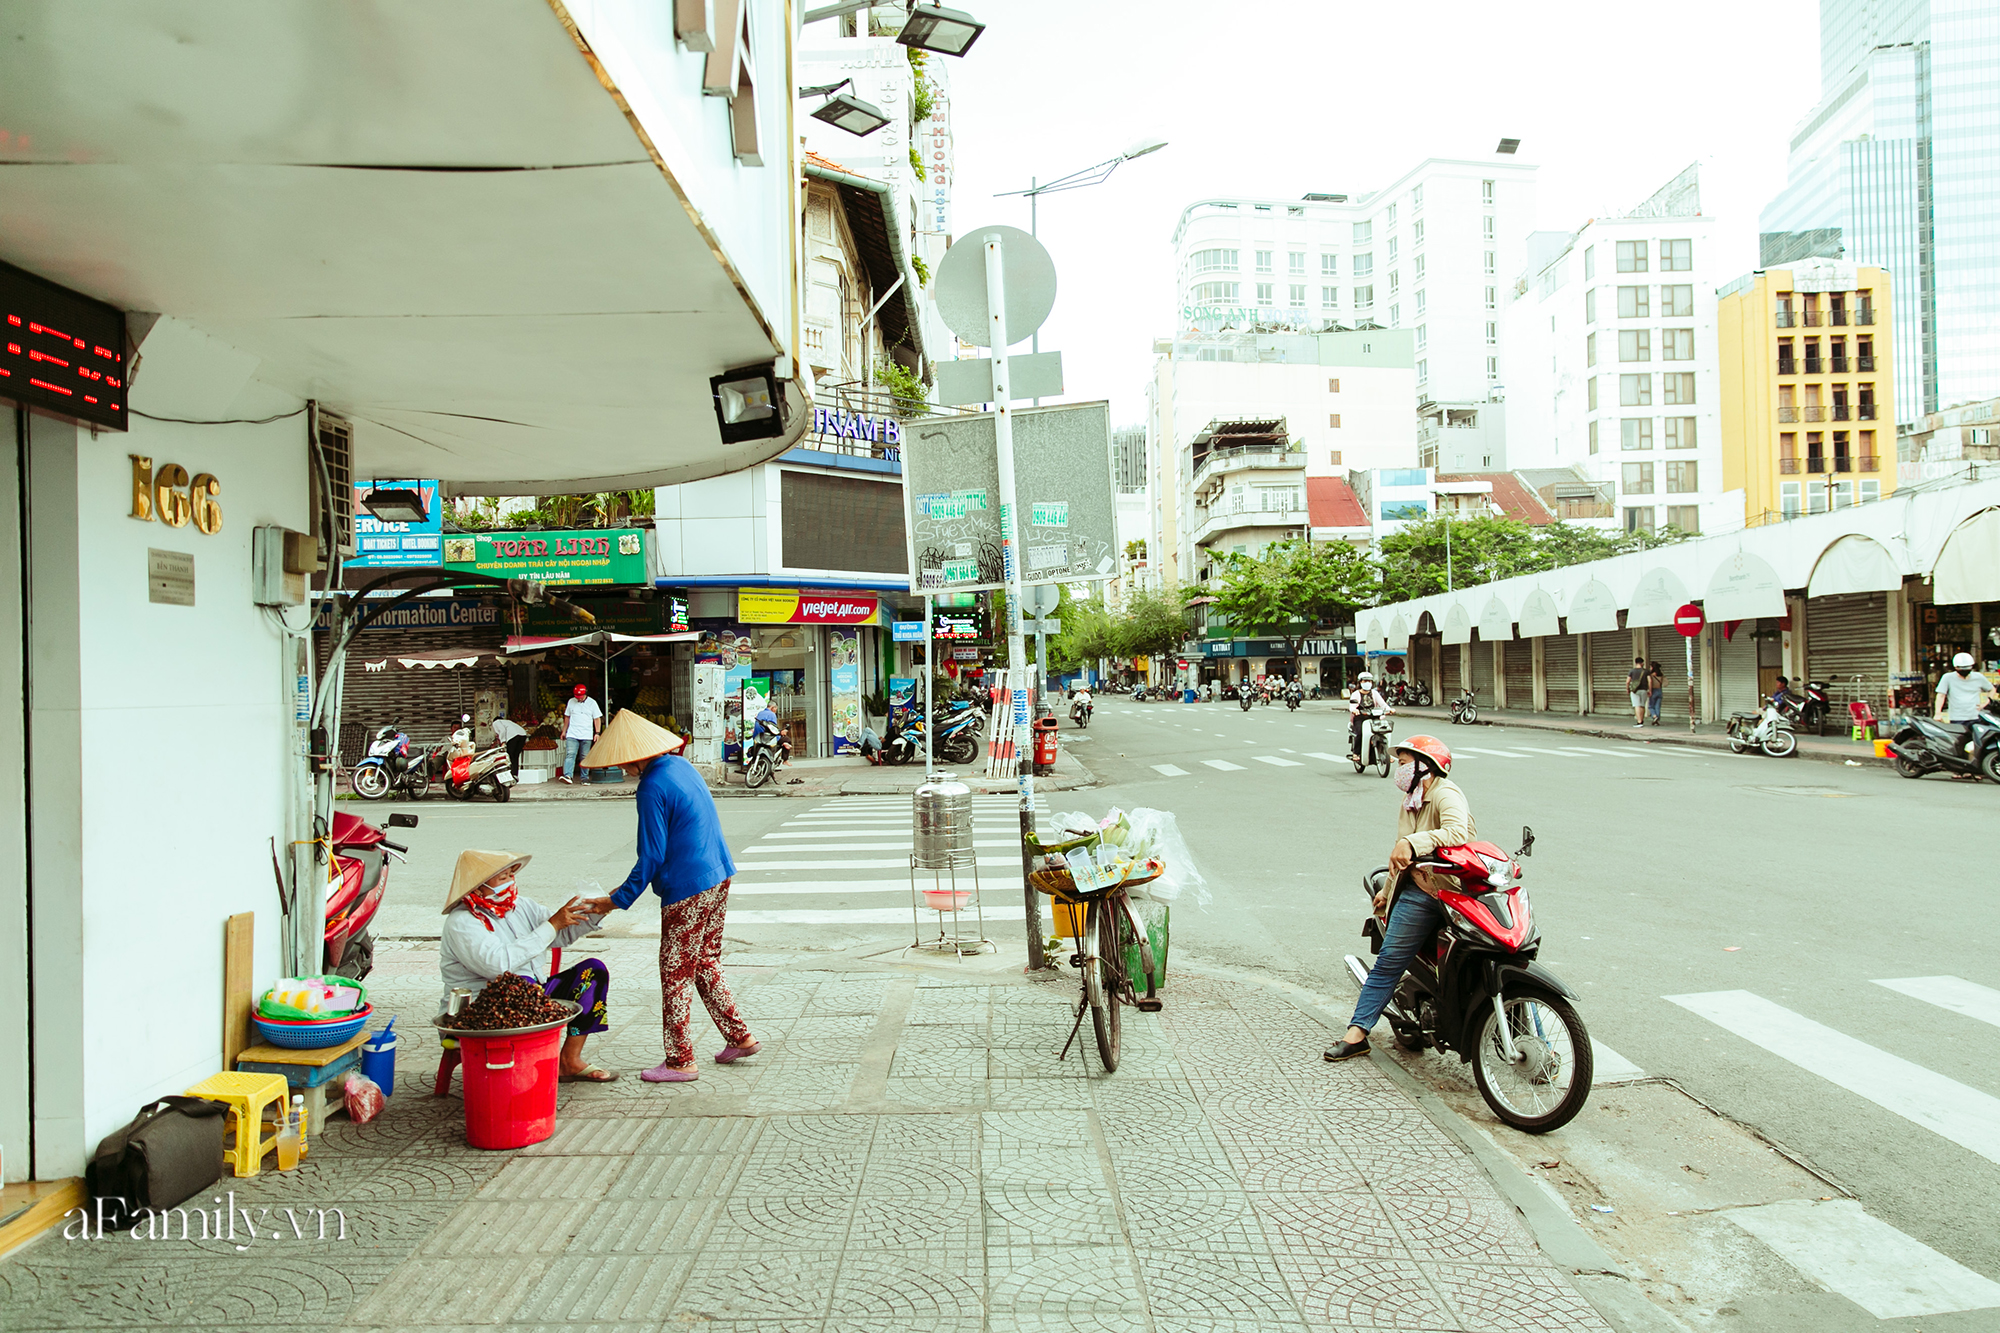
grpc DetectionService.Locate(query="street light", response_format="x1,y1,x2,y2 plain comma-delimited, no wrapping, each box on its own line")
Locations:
800,79,892,137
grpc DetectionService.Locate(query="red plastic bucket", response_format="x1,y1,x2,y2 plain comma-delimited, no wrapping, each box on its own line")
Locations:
451,1019,566,1150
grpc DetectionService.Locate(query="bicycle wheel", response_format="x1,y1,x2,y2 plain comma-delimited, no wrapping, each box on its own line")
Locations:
1086,900,1122,1072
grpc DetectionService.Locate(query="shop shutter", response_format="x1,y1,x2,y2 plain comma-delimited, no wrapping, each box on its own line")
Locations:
317,623,512,766
1717,628,1760,715
1470,635,1495,705
1807,591,1889,714
1542,636,1579,713
1590,631,1636,714
1441,643,1461,692
1655,637,1700,720
1503,639,1533,707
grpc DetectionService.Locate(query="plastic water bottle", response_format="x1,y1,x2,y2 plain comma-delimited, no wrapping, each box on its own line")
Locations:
275,1095,303,1170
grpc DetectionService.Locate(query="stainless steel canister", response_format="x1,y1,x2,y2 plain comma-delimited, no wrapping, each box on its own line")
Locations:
912,773,975,868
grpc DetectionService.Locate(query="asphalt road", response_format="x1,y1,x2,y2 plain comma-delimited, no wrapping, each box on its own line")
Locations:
358,700,2000,1319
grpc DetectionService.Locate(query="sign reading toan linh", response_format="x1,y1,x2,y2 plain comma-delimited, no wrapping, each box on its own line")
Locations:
441,528,647,586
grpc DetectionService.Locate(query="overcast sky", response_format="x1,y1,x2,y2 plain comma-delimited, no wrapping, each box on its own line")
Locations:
941,0,1823,426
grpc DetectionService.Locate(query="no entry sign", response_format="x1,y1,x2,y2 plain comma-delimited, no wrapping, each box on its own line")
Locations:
1674,603,1707,638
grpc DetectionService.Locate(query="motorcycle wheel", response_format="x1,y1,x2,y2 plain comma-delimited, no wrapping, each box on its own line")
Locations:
1471,988,1593,1134
746,753,774,789
1762,729,1798,758
1893,752,1926,779
351,765,390,800
405,770,430,801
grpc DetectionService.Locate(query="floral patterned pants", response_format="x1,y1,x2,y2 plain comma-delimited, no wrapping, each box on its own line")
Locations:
659,880,753,1065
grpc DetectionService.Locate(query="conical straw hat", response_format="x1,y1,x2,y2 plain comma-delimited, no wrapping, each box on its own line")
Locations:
442,849,533,914
580,708,686,768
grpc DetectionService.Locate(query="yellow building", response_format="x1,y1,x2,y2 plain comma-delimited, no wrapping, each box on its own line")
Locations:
1718,262,1895,523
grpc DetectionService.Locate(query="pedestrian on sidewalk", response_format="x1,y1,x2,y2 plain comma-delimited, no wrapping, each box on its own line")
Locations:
557,684,603,784
1627,657,1649,727
575,710,760,1083
1326,734,1472,1062
1647,661,1665,725
490,710,529,779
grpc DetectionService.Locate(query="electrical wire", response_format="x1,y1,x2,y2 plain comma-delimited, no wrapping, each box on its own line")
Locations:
129,406,308,426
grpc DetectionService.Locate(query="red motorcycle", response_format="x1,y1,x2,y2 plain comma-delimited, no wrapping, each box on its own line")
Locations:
1343,825,1593,1132
324,809,417,979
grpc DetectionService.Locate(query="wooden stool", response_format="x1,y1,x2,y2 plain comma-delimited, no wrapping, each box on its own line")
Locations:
235,1032,368,1136
184,1072,293,1177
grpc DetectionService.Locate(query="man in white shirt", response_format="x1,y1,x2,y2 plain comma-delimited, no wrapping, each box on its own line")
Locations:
558,684,603,784
490,710,528,779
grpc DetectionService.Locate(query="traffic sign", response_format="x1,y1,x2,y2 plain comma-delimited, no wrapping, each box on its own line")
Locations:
1674,603,1706,638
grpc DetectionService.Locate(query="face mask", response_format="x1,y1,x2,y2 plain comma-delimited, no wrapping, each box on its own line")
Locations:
1393,762,1419,793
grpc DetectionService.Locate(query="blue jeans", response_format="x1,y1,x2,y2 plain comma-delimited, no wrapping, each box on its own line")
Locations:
1349,888,1445,1033
563,737,589,779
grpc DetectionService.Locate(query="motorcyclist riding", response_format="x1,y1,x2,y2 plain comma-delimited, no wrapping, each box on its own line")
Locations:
1346,672,1391,763
1326,734,1474,1061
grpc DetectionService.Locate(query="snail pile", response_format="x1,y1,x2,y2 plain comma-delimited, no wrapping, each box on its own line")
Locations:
439,972,572,1031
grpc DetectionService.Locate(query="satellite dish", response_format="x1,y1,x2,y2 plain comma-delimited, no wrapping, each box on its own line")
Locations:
933,225,1058,348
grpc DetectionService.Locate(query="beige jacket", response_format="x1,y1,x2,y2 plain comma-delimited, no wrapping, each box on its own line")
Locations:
1396,777,1475,900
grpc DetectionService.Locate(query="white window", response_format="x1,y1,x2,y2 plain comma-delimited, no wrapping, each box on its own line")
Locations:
1484,285,1498,310
1482,215,1495,240
1352,221,1372,245
1483,251,1496,274
1255,250,1273,273
1481,179,1495,203
1353,253,1374,277
1353,285,1374,310
1288,283,1306,308
1485,321,1498,345
1288,251,1306,276
1321,254,1338,277
1191,248,1239,274
1256,282,1273,305
1321,285,1339,309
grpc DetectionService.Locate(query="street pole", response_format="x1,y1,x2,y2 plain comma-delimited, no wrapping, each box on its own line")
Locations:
983,232,1048,971
924,592,935,771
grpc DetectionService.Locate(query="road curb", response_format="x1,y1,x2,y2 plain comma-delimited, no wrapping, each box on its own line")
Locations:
1175,957,1694,1333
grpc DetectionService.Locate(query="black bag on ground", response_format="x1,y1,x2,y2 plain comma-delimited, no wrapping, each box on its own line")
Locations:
85,1095,228,1229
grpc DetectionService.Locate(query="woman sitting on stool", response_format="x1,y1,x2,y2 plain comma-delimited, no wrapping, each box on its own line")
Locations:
436,848,617,1090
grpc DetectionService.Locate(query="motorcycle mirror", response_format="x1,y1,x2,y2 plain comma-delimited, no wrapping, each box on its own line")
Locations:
1519,825,1534,857
388,812,420,828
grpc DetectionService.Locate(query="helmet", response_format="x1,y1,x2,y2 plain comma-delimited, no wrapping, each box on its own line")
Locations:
1394,734,1453,777
1954,652,1976,670
1357,671,1374,685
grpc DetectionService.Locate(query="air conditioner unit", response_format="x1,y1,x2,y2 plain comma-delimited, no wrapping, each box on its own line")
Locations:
310,411,357,558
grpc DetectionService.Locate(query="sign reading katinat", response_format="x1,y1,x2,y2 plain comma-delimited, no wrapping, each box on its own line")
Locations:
899,401,1118,593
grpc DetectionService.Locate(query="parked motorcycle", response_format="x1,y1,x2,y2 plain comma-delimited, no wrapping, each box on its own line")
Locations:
1351,711,1395,777
324,808,418,979
1725,697,1799,758
1343,825,1592,1133
350,720,430,800
1449,687,1479,725
1888,704,2000,782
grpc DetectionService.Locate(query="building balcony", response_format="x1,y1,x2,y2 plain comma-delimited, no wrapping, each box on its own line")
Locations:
1775,310,1796,328
1859,404,1878,420
1778,358,1797,375
1779,457,1800,473
1778,406,1799,422
1859,454,1879,472
1832,404,1851,420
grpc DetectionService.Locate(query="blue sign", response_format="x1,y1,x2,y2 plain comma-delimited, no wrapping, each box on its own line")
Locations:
349,478,444,568
893,620,925,643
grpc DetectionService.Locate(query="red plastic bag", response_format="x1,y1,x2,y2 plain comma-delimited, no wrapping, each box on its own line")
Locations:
449,755,471,783
343,1073,386,1124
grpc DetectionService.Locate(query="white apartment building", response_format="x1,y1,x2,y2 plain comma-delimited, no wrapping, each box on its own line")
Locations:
1170,158,1537,411
1147,329,1417,583
1502,167,1739,536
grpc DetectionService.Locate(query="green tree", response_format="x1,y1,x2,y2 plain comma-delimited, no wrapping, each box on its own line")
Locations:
1210,538,1379,663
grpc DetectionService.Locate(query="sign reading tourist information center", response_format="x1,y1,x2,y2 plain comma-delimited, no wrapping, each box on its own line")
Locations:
441,528,647,586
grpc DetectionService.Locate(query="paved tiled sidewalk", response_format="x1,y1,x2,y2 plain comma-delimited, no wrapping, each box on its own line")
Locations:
1,939,1610,1332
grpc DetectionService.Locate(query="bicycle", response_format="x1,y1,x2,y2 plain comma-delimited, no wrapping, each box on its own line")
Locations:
1027,848,1163,1073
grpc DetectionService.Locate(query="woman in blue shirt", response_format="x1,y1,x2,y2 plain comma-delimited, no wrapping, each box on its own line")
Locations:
577,710,759,1083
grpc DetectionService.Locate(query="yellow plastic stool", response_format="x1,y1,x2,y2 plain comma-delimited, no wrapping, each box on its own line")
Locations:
184,1072,296,1177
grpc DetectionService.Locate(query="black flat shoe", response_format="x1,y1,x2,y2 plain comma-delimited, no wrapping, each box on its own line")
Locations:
1324,1037,1371,1062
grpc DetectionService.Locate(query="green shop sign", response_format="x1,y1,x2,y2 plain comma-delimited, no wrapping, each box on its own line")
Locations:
442,528,648,586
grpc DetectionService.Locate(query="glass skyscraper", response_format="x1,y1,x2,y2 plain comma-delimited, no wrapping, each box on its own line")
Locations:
1761,0,2000,424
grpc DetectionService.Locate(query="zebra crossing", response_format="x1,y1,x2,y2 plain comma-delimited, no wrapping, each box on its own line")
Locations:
714,795,1043,928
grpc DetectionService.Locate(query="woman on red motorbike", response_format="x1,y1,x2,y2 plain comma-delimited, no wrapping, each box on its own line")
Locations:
1325,735,1473,1062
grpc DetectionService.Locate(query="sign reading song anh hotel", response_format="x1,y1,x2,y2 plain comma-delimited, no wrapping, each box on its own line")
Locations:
441,528,647,586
